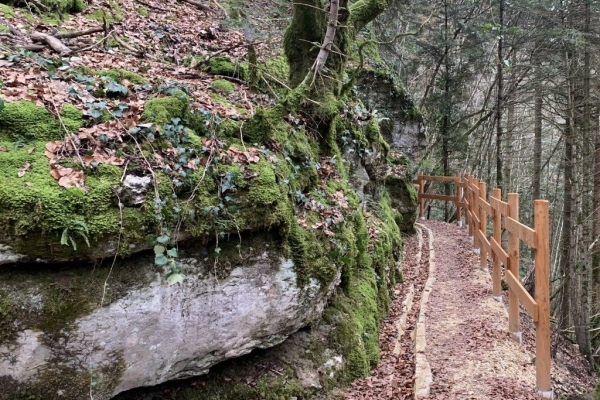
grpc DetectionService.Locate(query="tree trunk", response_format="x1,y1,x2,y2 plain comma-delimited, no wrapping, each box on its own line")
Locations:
496,0,504,192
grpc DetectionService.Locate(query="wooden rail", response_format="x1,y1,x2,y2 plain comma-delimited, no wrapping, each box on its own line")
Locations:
413,173,552,399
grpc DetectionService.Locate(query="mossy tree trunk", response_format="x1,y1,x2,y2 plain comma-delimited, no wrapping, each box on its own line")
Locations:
283,0,395,99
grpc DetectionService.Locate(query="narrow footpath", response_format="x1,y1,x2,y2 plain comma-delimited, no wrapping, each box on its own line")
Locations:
343,220,595,400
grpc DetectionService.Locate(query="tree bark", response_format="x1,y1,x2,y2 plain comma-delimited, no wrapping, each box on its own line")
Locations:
496,0,504,192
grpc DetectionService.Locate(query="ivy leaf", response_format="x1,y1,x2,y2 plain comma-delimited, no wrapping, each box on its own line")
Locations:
166,273,185,285
106,80,128,95
166,248,178,257
154,244,166,255
157,234,170,244
155,254,169,266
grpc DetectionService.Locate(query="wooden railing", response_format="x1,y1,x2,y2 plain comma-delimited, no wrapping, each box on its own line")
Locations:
414,173,552,399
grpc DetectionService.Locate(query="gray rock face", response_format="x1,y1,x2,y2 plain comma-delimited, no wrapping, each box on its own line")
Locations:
356,70,427,160
0,250,339,399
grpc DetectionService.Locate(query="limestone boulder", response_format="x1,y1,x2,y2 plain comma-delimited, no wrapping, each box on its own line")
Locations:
0,242,339,400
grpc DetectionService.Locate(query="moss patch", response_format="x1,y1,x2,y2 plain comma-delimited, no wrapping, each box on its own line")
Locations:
0,3,15,17
0,100,84,142
76,66,148,85
211,79,235,93
202,56,248,80
135,6,149,16
142,91,189,125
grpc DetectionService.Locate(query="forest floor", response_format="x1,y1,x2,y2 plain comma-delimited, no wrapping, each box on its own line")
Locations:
343,220,597,400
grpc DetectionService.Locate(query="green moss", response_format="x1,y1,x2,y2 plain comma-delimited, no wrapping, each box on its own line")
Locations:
0,101,84,142
247,160,282,205
86,0,123,22
135,6,149,16
77,66,148,84
142,91,189,126
211,79,235,93
0,3,15,17
202,56,248,80
1,350,126,399
242,107,287,144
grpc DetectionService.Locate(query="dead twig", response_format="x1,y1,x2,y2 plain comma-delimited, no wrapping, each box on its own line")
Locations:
113,34,142,56
54,27,105,39
18,44,46,52
211,0,228,18
213,75,245,85
29,0,50,12
73,30,115,53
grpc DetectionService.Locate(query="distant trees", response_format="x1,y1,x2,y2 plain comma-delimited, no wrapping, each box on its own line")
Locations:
372,0,600,358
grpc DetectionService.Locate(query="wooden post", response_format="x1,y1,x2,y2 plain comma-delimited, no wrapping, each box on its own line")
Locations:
535,200,552,398
479,181,487,268
419,172,425,220
456,173,463,227
465,176,473,235
492,188,502,301
507,193,521,343
472,177,480,252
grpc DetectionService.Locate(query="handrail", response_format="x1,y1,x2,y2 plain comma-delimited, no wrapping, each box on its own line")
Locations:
413,173,553,399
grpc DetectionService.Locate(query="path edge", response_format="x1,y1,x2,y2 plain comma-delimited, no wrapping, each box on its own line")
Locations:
414,223,435,399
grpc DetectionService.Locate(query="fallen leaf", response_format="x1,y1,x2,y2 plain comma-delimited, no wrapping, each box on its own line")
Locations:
27,147,35,154
17,162,31,178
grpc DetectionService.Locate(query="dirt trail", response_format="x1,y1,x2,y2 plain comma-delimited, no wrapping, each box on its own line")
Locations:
421,220,539,400
343,220,595,400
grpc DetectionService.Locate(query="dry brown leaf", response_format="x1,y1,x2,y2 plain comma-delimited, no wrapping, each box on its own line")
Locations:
17,162,31,178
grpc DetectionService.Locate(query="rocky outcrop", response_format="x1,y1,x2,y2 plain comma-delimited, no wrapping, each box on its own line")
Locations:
356,69,427,161
0,241,339,399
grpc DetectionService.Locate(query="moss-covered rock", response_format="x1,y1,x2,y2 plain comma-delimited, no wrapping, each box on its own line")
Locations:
211,79,235,93
202,56,248,80
142,91,189,125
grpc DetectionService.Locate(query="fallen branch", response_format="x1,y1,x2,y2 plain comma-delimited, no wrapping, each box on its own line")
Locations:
29,0,50,12
211,0,228,17
18,44,46,52
178,0,213,14
134,0,170,12
54,27,105,39
73,30,115,53
113,34,143,56
31,31,72,55
213,74,245,85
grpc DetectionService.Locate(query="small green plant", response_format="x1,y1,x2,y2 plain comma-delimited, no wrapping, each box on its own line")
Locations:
60,220,90,251
153,232,185,285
